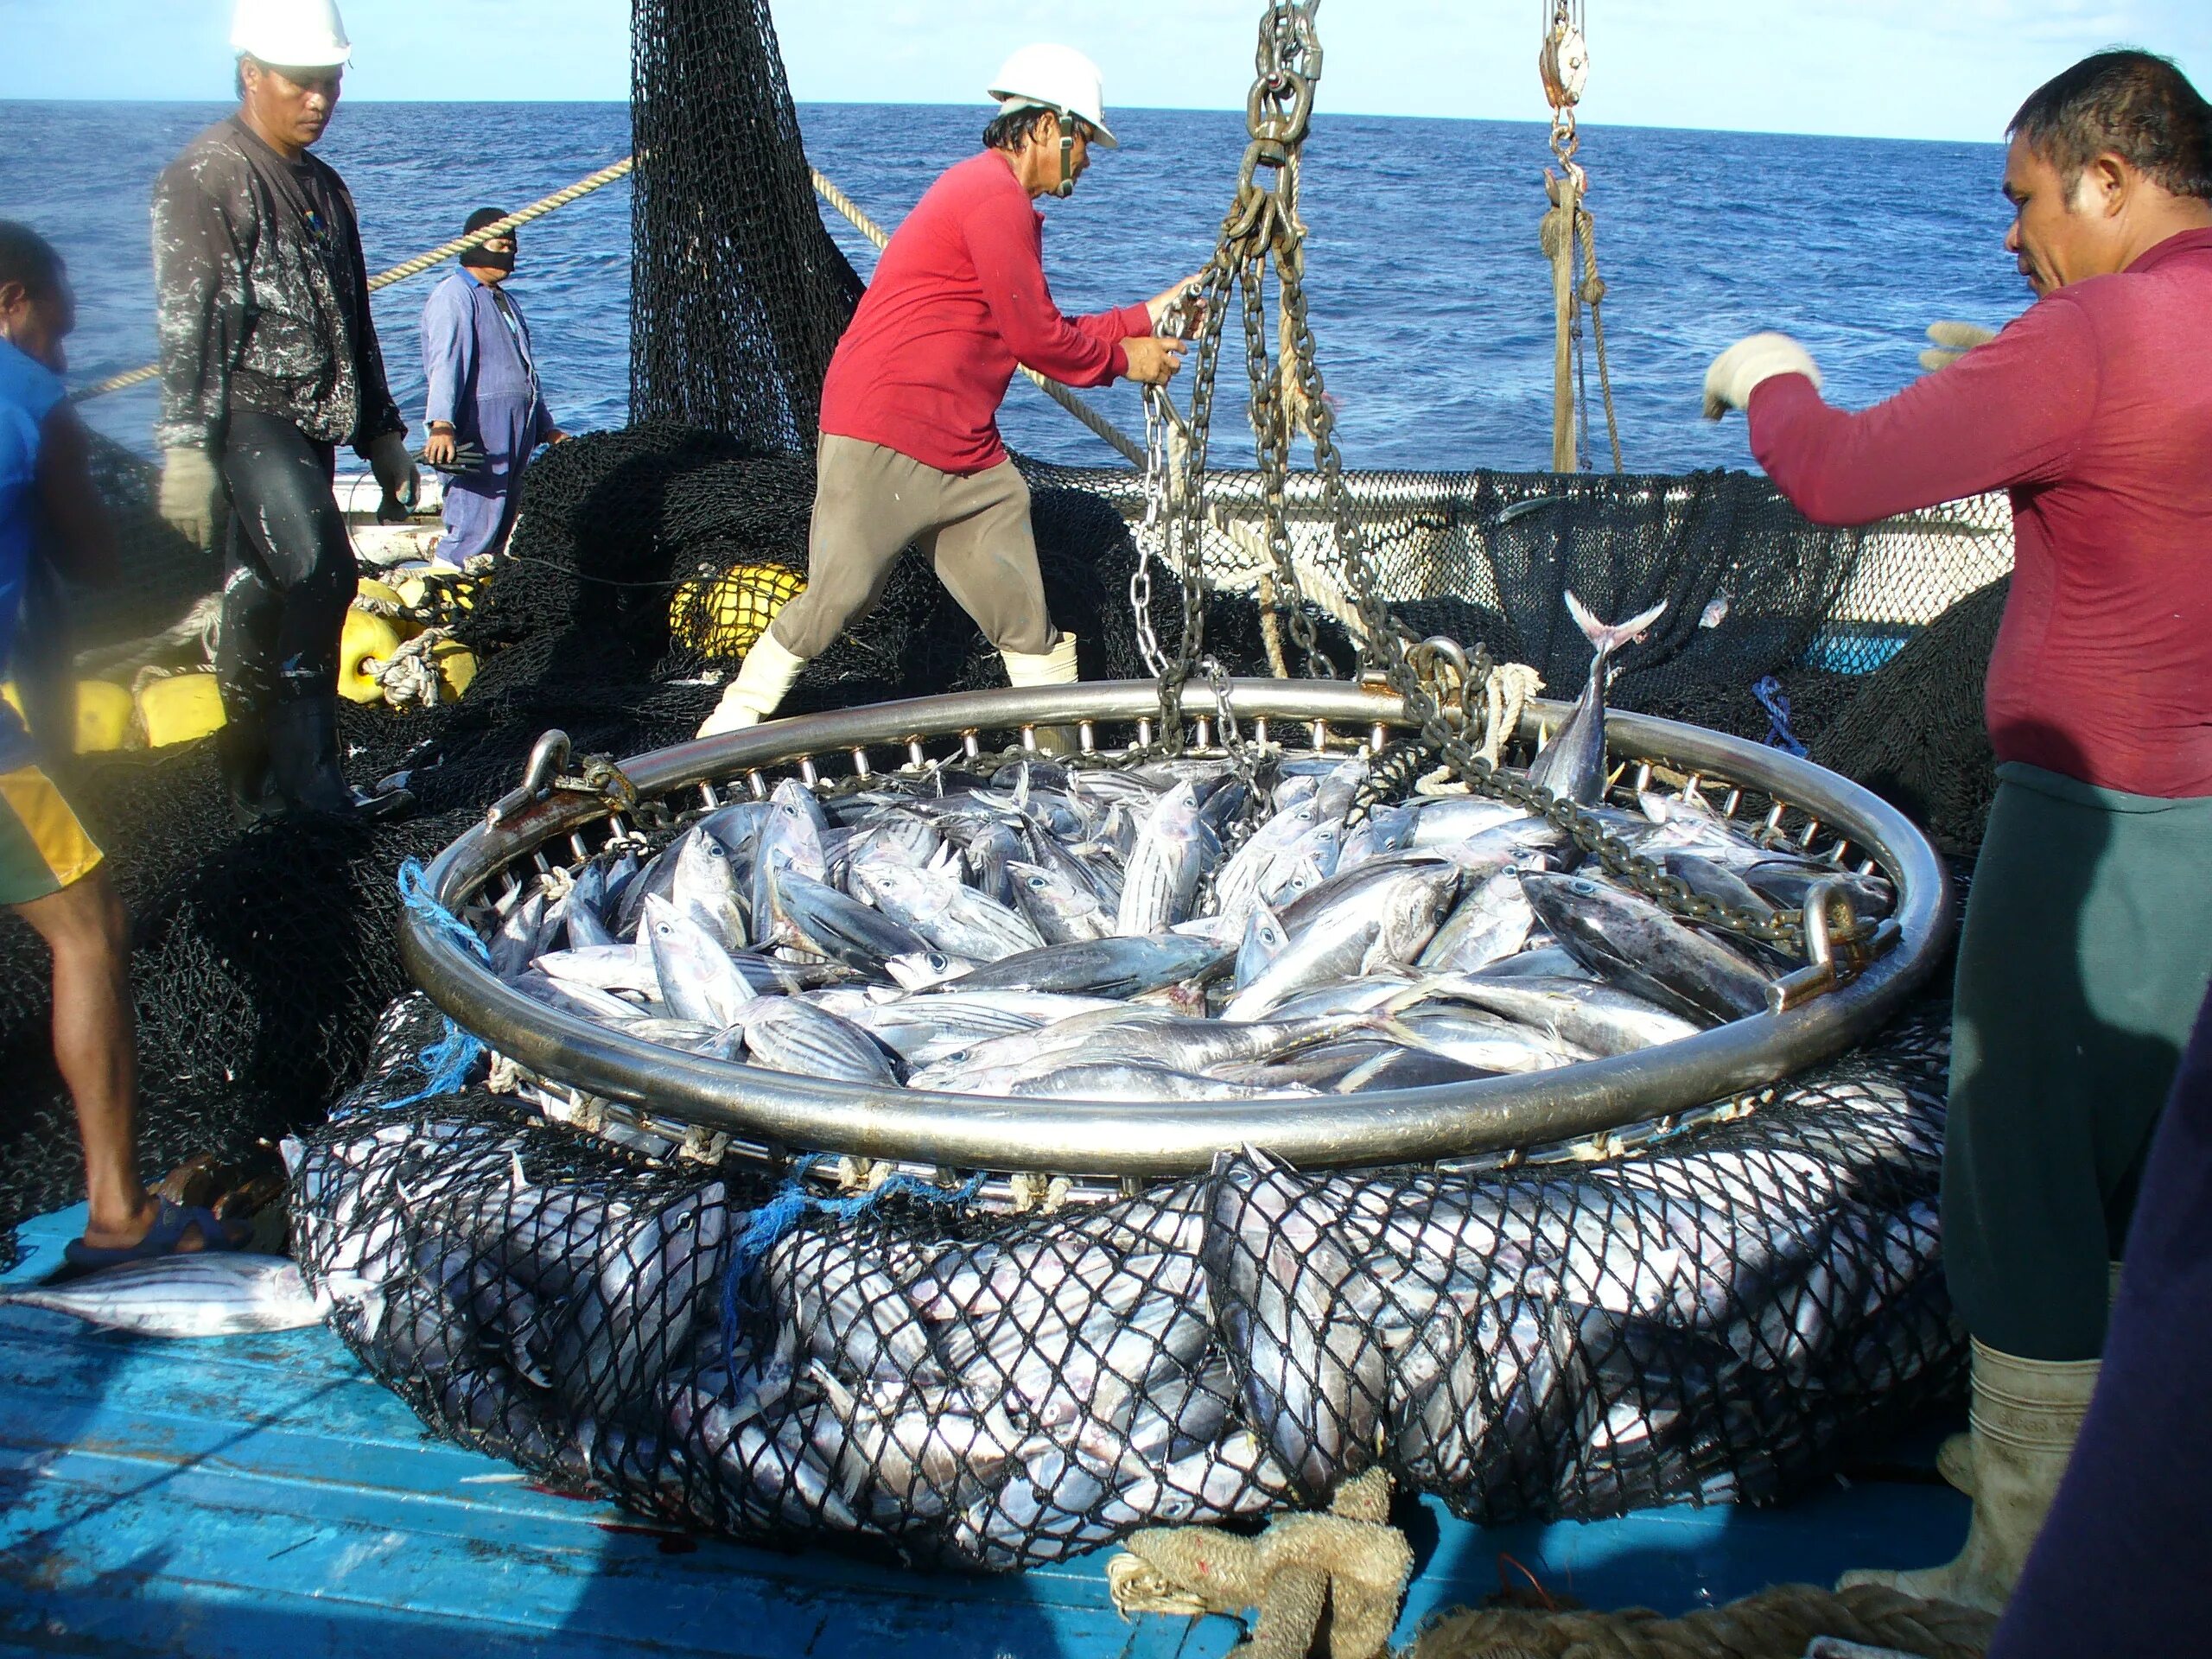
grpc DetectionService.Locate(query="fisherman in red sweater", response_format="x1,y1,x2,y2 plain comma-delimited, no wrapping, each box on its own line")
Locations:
1703,49,2212,1615
698,45,1197,739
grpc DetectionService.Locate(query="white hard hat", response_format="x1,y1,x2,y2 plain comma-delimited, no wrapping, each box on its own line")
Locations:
987,44,1116,149
232,0,353,69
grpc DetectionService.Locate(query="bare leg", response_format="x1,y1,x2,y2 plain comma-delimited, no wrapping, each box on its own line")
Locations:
11,868,168,1250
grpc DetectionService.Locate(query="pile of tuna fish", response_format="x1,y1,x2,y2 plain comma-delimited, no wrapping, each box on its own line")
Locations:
294,992,1957,1567
483,605,1894,1103
285,606,1952,1566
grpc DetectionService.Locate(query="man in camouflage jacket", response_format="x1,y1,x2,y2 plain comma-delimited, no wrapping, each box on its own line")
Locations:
153,25,415,821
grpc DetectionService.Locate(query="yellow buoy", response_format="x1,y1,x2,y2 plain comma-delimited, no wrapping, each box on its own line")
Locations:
393,569,479,618
354,577,424,639
671,563,805,660
137,672,228,747
339,608,406,704
74,681,135,753
431,639,477,701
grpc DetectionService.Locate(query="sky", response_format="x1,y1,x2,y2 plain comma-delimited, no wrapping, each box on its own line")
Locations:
1,1,2207,143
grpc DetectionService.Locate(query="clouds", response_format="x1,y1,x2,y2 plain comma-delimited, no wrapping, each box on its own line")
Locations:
1,0,2203,141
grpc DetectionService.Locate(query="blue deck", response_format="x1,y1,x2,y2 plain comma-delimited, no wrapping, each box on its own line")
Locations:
0,1208,1967,1657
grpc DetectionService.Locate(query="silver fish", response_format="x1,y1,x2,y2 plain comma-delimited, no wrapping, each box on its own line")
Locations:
1116,782,1213,936
1233,902,1288,991
1007,860,1114,946
952,933,1231,1000
1520,872,1772,1024
489,889,552,981
1435,974,1702,1056
853,861,1044,963
513,969,647,1026
735,999,900,1085
1527,591,1667,807
3,1253,324,1337
672,820,749,949
534,944,661,997
1211,798,1319,925
559,861,615,950
1418,863,1541,975
643,895,758,1027
1008,1063,1315,1101
1224,861,1460,1021
769,866,928,973
884,949,976,990
1337,802,1415,873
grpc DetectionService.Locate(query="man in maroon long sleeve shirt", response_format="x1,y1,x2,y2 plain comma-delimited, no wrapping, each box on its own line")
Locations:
698,46,1195,738
1706,50,2212,1616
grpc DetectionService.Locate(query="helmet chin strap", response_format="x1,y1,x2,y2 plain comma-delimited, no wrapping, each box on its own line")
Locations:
1052,111,1077,199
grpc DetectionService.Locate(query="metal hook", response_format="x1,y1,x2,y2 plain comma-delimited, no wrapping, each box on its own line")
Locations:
486,729,574,828
1765,877,1901,1014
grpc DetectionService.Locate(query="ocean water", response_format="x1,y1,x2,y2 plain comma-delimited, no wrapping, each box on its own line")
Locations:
3,99,2028,475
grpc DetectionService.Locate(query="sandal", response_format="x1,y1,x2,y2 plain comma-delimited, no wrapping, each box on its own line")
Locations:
62,1199,249,1274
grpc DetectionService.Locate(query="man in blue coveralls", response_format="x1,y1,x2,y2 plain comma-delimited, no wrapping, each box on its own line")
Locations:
418,208,565,569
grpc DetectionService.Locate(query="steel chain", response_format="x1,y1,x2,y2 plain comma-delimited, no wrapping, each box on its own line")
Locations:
1141,0,1807,954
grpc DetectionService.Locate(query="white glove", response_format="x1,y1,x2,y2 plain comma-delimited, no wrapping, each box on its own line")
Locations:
157,447,225,550
1920,321,1998,373
697,691,762,739
366,431,419,521
1701,333,1821,420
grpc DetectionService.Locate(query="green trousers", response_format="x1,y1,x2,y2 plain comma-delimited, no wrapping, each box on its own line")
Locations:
1946,763,2212,1361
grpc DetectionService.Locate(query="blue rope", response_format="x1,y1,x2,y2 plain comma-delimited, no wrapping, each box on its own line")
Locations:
353,859,492,1117
718,1157,987,1396
1752,676,1808,758
399,858,492,963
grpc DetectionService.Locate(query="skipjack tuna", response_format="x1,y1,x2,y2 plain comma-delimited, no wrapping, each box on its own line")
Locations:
475,598,1892,1101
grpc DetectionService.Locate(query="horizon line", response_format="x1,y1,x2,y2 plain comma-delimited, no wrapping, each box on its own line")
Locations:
0,96,2010,149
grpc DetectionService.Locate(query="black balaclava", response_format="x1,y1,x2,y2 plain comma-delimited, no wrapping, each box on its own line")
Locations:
461,207,516,274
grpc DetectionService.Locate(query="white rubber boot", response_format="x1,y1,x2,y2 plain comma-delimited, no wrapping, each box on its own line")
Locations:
1839,1339,2099,1613
1001,632,1080,756
697,632,808,738
1936,1263,2120,1502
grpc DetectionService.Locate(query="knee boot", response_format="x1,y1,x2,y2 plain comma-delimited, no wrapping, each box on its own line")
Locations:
1000,632,1081,756
1934,1262,2122,1501
215,717,283,826
698,633,809,738
1839,1339,2099,1613
265,696,359,821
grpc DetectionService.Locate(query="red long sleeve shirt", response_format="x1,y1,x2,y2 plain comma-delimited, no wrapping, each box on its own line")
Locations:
817,151,1152,475
1748,227,2212,799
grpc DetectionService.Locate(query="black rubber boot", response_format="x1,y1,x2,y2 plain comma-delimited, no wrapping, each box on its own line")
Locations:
264,696,359,823
214,715,283,826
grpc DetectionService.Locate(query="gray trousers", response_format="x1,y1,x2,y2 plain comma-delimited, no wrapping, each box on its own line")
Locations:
1945,763,2212,1360
766,434,1056,660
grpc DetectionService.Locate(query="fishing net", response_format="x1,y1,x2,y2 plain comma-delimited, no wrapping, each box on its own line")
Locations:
289,988,1957,1567
628,0,864,451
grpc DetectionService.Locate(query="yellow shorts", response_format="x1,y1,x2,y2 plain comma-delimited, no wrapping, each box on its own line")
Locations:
0,763,104,907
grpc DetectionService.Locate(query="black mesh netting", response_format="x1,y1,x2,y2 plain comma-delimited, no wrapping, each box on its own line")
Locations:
628,0,863,449
288,989,1957,1567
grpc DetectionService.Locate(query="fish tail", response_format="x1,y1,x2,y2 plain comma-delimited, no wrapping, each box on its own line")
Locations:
1564,591,1668,660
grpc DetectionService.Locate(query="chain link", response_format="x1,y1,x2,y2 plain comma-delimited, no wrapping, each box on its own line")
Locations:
1136,0,1808,956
